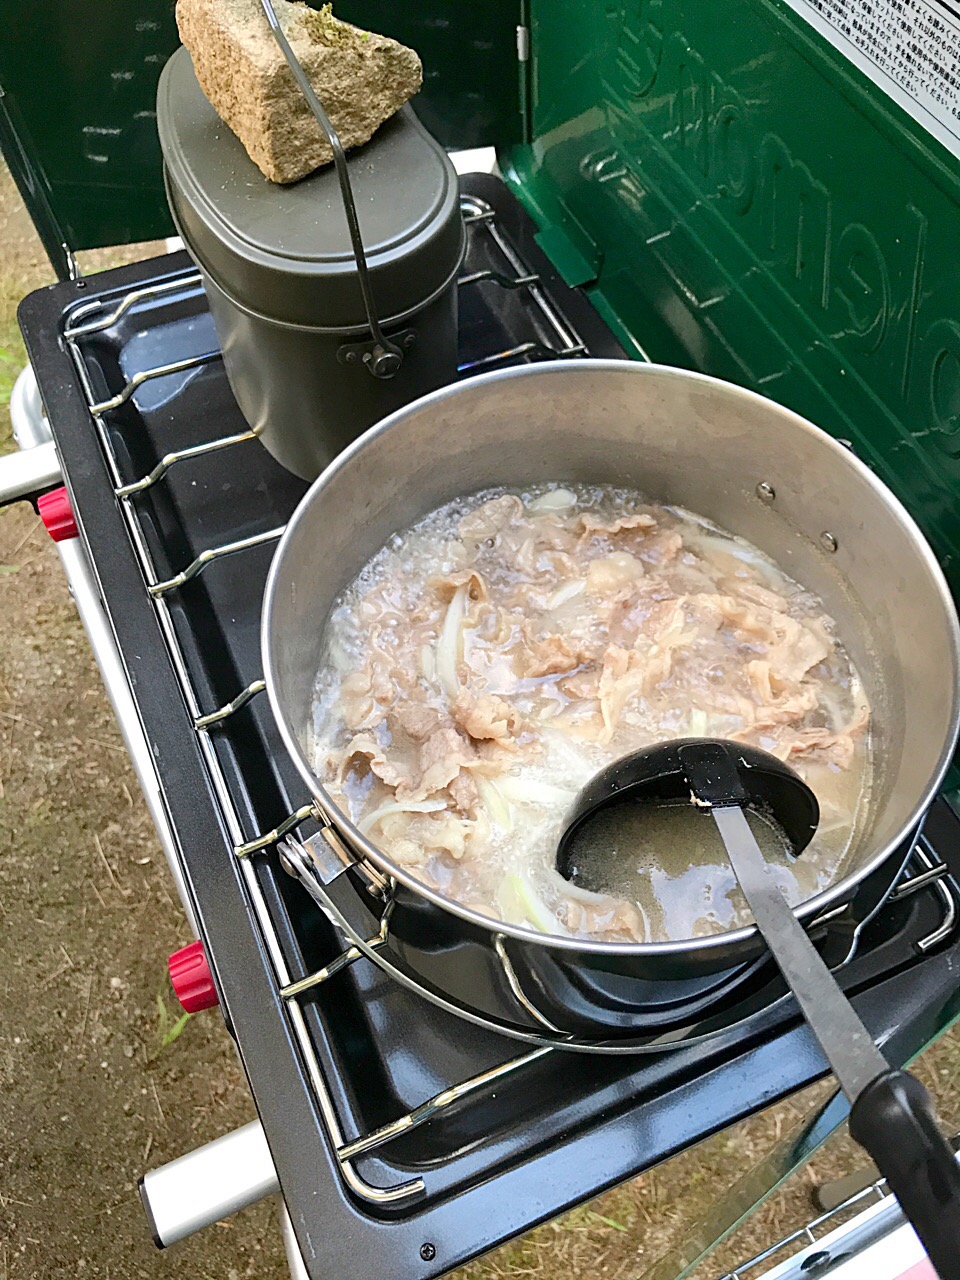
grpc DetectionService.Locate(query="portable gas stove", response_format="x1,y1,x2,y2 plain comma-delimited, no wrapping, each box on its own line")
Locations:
4,171,960,1279
5,0,960,1275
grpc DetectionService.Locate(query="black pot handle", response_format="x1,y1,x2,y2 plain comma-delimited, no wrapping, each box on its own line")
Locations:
258,0,404,379
849,1069,960,1279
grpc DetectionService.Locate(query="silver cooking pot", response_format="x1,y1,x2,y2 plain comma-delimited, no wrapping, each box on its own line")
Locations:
262,361,960,1047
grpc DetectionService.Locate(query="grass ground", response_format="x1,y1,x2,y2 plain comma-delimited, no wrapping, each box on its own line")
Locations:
2,158,959,1280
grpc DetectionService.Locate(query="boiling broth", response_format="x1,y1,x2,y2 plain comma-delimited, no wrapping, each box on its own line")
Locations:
563,802,794,941
311,484,873,942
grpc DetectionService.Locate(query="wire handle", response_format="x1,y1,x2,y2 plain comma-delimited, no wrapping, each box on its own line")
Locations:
259,0,404,378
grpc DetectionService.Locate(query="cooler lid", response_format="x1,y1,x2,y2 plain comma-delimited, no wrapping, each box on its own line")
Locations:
0,1,521,279
158,48,463,329
499,2,960,605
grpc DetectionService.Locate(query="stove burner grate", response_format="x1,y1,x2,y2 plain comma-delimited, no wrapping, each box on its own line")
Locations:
31,175,960,1272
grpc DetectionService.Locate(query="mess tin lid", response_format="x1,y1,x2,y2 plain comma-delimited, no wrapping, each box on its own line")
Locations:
157,47,464,331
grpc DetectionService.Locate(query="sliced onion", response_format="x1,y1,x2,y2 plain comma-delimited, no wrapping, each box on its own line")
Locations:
358,796,447,836
499,871,566,934
325,634,355,673
815,816,848,836
436,582,468,698
474,773,513,831
539,728,600,783
556,878,617,905
527,488,577,512
686,708,709,738
419,642,437,683
497,776,577,807
544,580,586,610
553,876,650,941
684,530,780,584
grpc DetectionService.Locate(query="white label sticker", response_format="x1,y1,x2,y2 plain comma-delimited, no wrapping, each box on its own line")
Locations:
780,0,960,160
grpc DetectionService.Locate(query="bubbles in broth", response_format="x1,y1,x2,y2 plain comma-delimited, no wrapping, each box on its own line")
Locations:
311,484,873,942
563,802,795,942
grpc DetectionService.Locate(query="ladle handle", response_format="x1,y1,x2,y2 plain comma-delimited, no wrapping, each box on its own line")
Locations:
708,803,960,1277
849,1070,960,1278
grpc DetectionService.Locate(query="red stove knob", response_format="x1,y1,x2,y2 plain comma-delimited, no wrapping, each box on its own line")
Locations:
37,486,78,542
168,940,219,1013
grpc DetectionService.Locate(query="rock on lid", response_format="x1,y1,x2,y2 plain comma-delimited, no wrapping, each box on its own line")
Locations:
176,0,423,184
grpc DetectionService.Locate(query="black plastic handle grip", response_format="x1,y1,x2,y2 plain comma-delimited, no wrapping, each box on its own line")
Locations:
849,1070,960,1279
678,741,748,808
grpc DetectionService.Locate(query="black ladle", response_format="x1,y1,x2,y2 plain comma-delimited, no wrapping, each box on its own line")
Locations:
557,738,960,1279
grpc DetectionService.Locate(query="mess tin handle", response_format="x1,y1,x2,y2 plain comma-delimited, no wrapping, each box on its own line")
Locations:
849,1069,960,1279
258,0,404,379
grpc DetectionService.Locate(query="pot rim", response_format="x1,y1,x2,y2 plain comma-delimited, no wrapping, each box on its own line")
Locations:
261,359,960,957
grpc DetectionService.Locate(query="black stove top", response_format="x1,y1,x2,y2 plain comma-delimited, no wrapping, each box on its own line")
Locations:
19,173,960,1279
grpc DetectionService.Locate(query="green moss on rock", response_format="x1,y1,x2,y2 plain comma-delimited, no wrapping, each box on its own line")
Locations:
302,3,369,48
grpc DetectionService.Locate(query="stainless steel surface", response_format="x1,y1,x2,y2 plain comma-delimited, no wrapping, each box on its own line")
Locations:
7,361,198,930
147,526,285,598
0,438,61,504
234,804,315,860
457,340,577,373
54,278,263,505
712,805,889,1102
262,360,960,968
139,1120,279,1248
10,363,47,449
909,842,957,953
278,938,384,999
116,429,256,499
891,863,949,899
57,536,199,933
63,275,201,340
62,298,427,1207
335,1046,552,1162
711,1156,959,1279
278,1200,311,1280
459,267,539,289
89,351,221,416
460,194,590,365
281,827,355,887
194,679,267,731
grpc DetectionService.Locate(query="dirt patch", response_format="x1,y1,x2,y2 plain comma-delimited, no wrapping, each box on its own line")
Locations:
0,163,287,1279
2,157,959,1280
0,494,287,1279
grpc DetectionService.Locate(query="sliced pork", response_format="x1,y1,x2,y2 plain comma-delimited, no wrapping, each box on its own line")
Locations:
313,485,872,944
